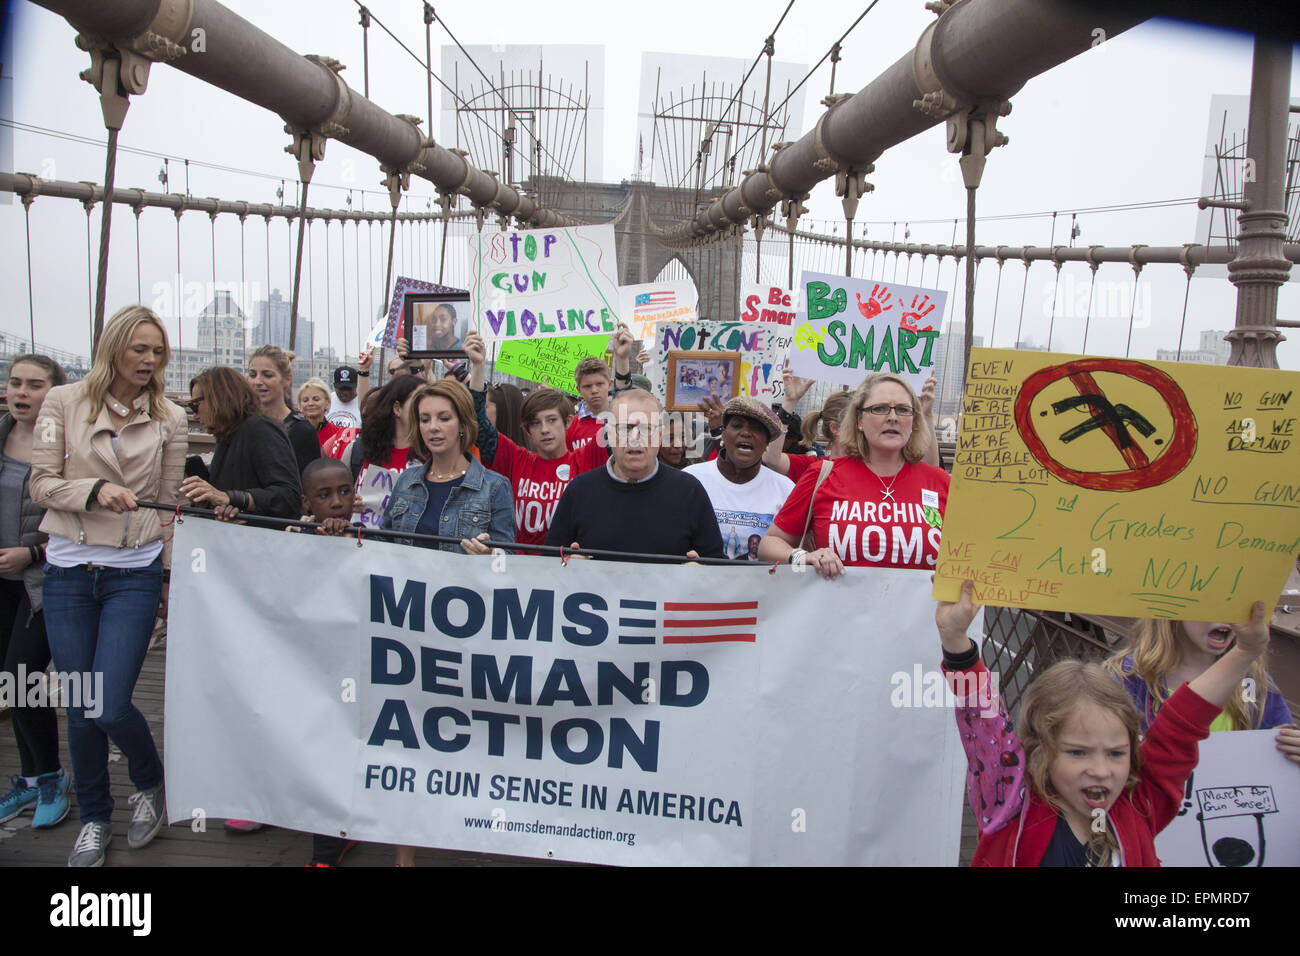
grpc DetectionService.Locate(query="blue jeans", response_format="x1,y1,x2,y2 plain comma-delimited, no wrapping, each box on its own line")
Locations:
43,559,164,823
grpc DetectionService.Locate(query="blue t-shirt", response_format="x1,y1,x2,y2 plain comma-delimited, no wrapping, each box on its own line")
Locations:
1039,815,1090,867
414,476,465,541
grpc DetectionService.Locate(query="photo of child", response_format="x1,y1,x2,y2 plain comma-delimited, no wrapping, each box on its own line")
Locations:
409,300,468,354
666,351,740,410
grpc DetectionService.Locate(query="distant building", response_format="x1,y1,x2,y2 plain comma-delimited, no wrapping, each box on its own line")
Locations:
249,288,319,386
932,322,984,417
1156,329,1230,365
165,291,247,393
0,334,90,383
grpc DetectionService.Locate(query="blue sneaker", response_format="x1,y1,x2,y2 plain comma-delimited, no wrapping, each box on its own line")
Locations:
0,775,38,824
33,770,70,829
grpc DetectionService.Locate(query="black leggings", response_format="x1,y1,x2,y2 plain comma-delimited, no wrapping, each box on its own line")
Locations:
0,577,60,777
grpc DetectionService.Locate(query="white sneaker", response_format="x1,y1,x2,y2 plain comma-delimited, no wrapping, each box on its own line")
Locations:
127,783,165,849
68,821,112,867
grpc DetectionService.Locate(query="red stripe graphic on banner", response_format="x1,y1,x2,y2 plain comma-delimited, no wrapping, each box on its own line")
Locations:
663,633,757,644
663,617,757,628
663,602,758,611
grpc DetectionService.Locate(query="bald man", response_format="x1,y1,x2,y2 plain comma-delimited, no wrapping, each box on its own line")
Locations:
544,389,724,561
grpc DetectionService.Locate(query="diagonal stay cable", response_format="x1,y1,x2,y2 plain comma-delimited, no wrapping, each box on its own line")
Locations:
425,7,583,186
351,0,578,187
667,0,797,193
697,0,884,195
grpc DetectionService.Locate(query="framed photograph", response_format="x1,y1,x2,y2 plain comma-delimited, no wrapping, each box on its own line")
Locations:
665,350,741,412
402,293,471,360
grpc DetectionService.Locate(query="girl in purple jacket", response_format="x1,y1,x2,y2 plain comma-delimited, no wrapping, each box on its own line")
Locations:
1106,617,1299,767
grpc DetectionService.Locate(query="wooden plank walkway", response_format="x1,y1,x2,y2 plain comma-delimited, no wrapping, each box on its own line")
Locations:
1,642,977,867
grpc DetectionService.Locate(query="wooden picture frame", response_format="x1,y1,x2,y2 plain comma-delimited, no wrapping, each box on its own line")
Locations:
665,350,741,412
402,292,471,360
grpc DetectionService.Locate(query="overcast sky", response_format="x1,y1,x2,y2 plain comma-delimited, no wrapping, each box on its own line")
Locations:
2,0,1298,368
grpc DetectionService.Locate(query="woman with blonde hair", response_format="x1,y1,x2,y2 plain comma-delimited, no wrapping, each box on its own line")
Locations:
759,371,949,577
1107,618,1299,765
768,370,940,484
248,344,319,475
31,305,188,866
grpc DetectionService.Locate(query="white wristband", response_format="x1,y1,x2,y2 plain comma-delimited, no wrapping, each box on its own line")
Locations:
789,548,808,565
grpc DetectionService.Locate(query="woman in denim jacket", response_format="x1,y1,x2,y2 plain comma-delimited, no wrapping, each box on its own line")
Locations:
380,379,514,865
380,379,514,553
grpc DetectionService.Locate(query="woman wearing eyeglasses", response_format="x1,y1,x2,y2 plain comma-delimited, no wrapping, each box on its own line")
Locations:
759,372,949,578
180,367,302,522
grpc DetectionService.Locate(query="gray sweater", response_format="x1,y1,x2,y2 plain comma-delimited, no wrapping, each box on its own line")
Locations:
0,414,49,613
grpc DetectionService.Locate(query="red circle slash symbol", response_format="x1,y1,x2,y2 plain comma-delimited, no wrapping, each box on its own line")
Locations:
1013,358,1197,491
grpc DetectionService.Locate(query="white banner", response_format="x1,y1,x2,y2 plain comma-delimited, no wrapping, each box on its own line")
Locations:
165,520,965,865
468,226,622,342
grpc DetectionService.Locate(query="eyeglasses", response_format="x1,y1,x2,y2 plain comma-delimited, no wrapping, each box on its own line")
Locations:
862,403,915,418
185,397,204,414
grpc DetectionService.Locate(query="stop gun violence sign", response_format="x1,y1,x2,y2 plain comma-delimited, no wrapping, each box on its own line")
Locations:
933,348,1300,620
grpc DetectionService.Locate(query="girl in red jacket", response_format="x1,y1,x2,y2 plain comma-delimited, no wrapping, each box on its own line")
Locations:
936,580,1272,867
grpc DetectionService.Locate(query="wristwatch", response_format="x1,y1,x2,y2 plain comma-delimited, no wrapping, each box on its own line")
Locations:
789,548,808,565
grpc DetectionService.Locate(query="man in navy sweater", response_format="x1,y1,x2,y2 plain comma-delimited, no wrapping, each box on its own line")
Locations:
545,389,725,561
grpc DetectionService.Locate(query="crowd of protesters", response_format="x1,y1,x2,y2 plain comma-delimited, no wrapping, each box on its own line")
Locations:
1,301,1297,870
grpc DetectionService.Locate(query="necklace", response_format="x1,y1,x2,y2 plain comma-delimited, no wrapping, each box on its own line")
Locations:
428,463,466,481
876,466,903,502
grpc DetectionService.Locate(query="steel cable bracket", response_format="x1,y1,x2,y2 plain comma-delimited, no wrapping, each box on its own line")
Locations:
812,93,854,174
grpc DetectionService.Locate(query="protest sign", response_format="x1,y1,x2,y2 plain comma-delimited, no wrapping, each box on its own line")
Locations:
618,279,698,342
1154,730,1299,866
364,315,390,350
646,320,795,403
468,226,621,342
786,271,946,392
383,276,467,348
934,348,1300,619
739,282,799,326
165,519,966,866
495,334,610,387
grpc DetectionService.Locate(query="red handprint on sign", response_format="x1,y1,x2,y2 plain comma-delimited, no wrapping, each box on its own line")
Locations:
899,293,936,332
856,284,893,319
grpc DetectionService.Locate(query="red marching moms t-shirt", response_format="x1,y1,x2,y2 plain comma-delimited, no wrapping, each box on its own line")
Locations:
772,457,950,569
566,414,603,455
491,434,608,548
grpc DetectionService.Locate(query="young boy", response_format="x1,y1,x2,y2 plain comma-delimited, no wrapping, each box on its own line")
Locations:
465,332,610,549
297,457,360,866
299,457,359,537
567,358,612,454
565,326,635,454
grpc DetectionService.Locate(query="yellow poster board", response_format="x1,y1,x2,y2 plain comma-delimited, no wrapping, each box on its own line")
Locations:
933,348,1300,620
